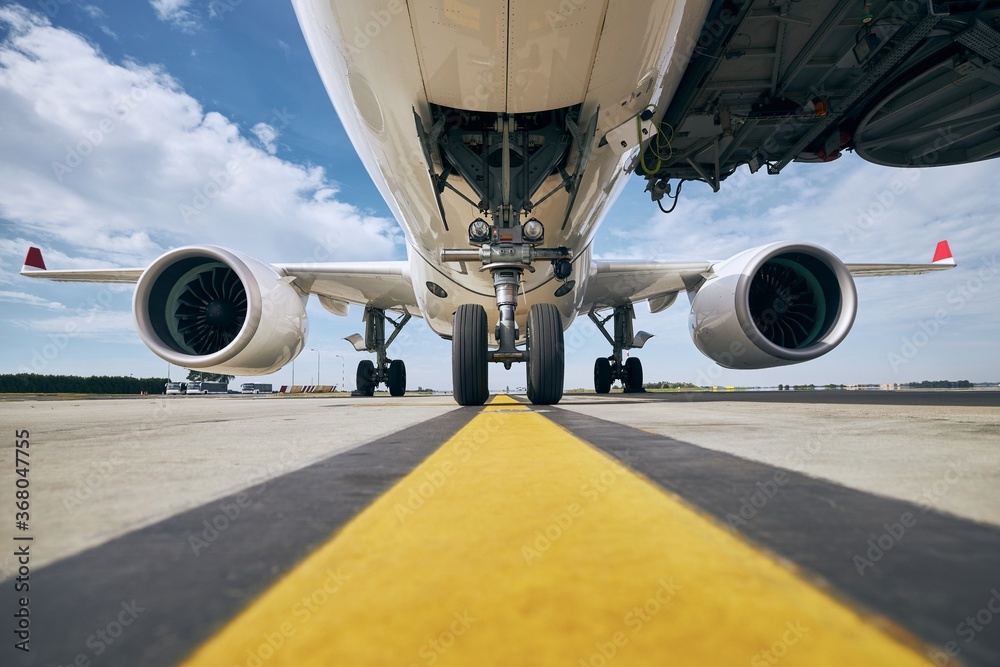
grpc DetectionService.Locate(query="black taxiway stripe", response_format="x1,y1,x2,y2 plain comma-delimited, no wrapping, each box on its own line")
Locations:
563,389,1000,407
12,407,479,667
545,407,1000,667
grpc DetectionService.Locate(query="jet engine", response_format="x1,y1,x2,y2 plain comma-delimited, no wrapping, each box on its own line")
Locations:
133,246,307,375
689,243,857,369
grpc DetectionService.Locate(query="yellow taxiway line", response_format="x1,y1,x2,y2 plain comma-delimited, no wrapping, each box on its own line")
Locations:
182,398,933,666
483,393,529,411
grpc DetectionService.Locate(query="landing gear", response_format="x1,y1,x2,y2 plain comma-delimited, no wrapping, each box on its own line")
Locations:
345,306,411,397
428,106,593,407
450,256,568,406
526,303,564,405
453,304,488,406
589,304,652,394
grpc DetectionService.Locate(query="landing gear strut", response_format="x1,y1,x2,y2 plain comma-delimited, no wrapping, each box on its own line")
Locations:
589,304,652,394
345,307,411,397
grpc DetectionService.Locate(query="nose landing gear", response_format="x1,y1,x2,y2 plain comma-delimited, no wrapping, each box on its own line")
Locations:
450,270,566,407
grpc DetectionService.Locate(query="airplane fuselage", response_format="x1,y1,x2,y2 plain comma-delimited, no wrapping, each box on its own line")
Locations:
292,0,712,341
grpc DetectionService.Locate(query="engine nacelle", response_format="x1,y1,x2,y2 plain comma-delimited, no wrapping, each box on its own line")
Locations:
689,242,857,369
133,246,307,375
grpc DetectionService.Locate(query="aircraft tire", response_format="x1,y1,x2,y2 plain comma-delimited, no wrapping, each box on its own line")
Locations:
526,303,564,405
623,357,643,393
388,359,406,397
453,304,488,406
356,359,376,396
594,357,612,394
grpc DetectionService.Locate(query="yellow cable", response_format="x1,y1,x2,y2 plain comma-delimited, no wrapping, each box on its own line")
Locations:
637,105,674,175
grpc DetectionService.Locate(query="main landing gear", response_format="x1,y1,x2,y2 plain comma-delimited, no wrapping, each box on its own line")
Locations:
345,306,411,397
589,304,652,394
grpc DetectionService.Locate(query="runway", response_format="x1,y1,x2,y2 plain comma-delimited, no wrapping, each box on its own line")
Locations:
1,391,998,666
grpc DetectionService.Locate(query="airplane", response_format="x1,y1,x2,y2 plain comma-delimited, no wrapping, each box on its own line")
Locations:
22,0,997,407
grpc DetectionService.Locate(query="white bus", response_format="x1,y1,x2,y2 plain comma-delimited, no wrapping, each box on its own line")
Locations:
187,381,228,394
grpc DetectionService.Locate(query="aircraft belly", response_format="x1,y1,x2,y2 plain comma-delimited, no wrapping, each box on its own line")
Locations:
408,0,611,114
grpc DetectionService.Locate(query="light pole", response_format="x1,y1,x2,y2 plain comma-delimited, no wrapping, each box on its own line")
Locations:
333,354,344,392
291,359,295,388
310,348,321,387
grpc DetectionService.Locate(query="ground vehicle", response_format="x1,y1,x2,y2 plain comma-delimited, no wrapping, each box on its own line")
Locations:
186,381,228,395
165,382,186,394
240,383,273,394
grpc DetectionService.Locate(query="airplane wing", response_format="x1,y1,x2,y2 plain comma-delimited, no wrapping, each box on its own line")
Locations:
273,262,416,314
583,240,955,312
20,247,417,315
19,247,144,283
582,260,712,313
642,2,1000,200
844,240,956,277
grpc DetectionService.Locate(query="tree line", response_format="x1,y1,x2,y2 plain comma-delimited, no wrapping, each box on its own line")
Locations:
0,374,170,394
907,380,973,389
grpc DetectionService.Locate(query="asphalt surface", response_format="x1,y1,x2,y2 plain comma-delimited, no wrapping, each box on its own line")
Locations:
0,391,996,666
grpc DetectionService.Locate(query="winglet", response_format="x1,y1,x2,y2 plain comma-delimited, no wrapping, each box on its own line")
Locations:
931,240,955,266
23,247,47,271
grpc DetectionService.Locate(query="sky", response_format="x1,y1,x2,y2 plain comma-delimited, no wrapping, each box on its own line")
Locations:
0,0,997,392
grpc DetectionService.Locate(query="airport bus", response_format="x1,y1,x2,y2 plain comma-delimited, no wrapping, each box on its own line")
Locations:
186,381,228,394
240,383,273,394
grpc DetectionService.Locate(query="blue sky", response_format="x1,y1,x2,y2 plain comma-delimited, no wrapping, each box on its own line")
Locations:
1,0,997,391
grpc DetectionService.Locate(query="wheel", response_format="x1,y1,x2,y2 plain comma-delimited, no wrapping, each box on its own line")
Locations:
623,357,643,393
594,357,612,394
388,359,406,397
356,359,376,396
452,304,488,406
526,303,564,405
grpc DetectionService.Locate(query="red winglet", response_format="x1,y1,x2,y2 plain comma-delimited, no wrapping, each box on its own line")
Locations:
932,240,954,265
24,247,46,270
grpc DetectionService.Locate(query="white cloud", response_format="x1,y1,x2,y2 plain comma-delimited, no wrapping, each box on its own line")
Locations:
0,9,400,271
149,0,198,31
0,290,65,310
251,122,278,155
